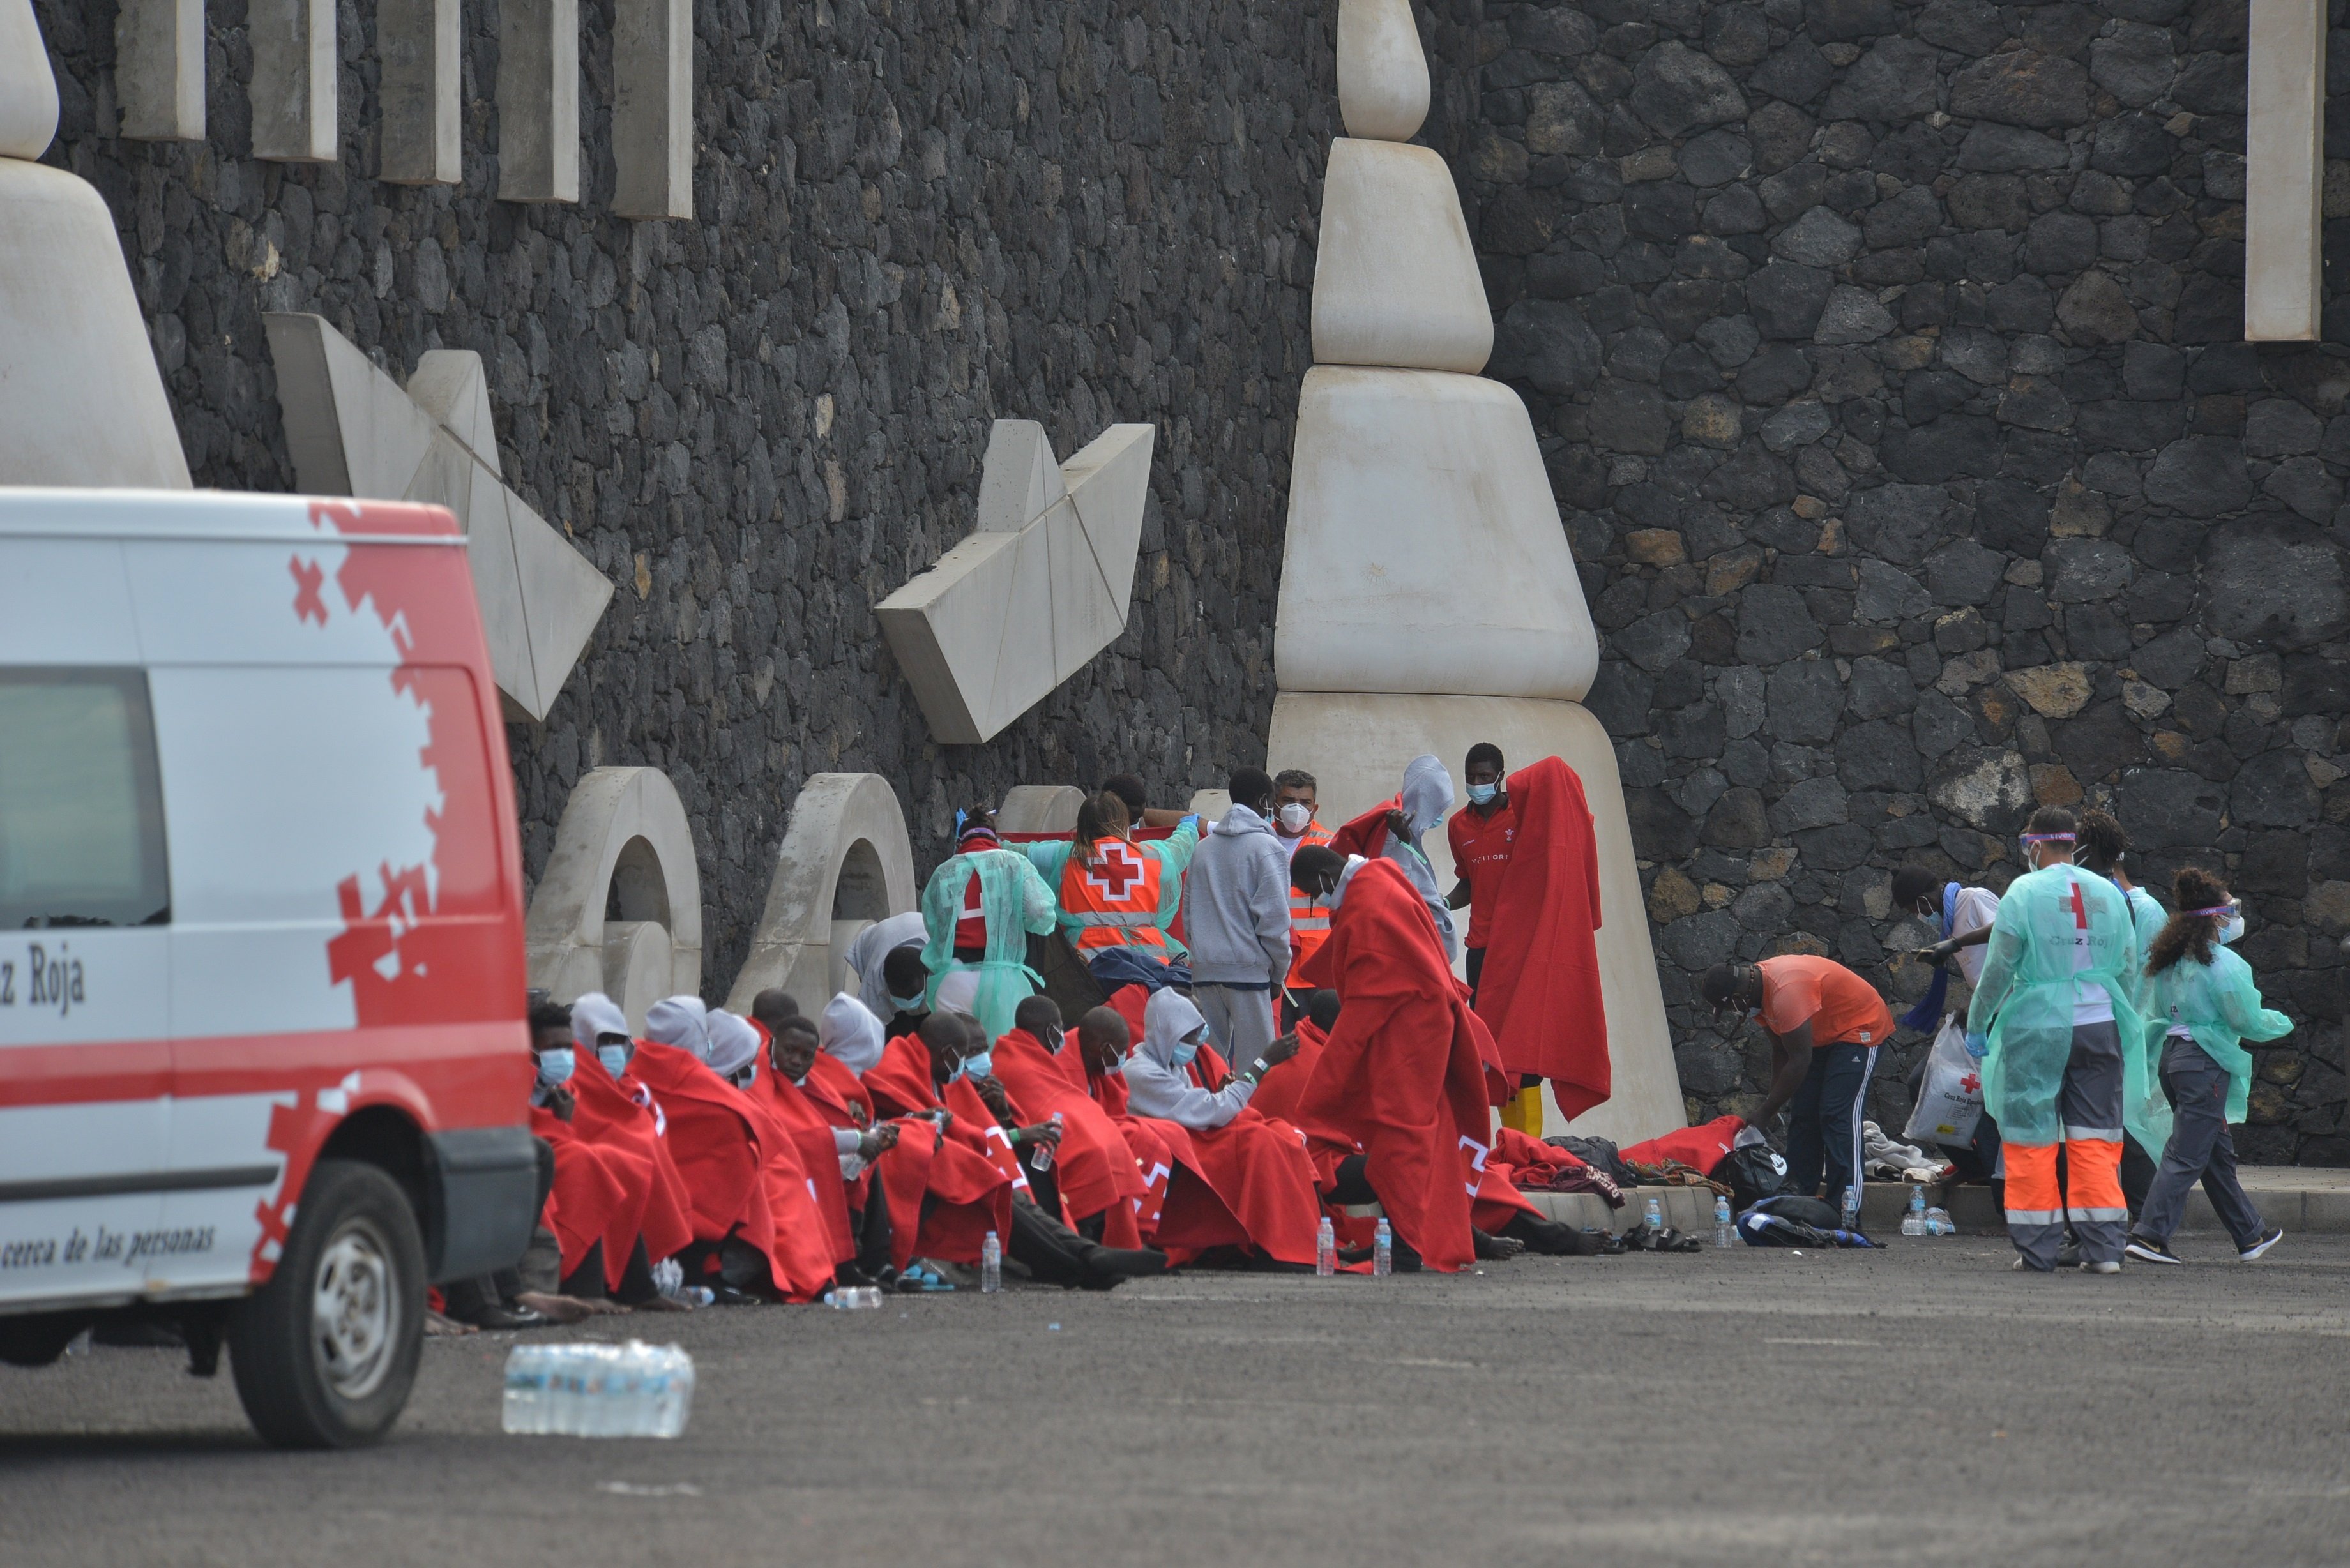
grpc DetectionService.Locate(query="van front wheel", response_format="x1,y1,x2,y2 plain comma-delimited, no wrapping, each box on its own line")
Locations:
227,1159,425,1448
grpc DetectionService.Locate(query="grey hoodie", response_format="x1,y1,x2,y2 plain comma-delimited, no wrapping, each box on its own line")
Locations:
1383,753,1459,960
1179,803,1294,984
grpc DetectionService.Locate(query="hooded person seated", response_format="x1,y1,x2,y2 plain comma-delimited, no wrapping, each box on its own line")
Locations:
761,1009,901,1286
633,995,785,1303
1285,847,1515,1272
876,947,934,1041
1058,1006,1178,1239
819,989,893,1078
985,995,1155,1248
700,1007,855,1302
844,910,930,1011
547,993,697,1306
1116,989,1326,1269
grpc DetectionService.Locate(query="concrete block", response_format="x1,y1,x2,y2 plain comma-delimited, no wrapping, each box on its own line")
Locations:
1312,140,1492,373
600,921,674,1034
526,767,703,1025
1274,366,1597,701
509,496,616,723
613,0,693,219
112,0,203,144
1186,788,1233,824
0,160,189,486
0,0,56,158
406,349,503,476
879,419,1156,744
1060,423,1155,612
263,313,438,498
1335,0,1429,142
379,0,461,185
248,0,338,163
2247,0,2324,340
1268,691,1679,1147
997,786,1086,834
498,0,579,204
727,773,918,1013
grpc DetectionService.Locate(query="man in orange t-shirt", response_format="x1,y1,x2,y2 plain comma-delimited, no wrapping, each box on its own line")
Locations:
1701,955,1894,1206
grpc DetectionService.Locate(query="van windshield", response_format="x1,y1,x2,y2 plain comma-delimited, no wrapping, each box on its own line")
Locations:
0,669,170,928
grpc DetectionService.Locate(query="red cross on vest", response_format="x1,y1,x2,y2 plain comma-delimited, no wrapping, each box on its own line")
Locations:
2068,880,2089,930
1086,840,1146,898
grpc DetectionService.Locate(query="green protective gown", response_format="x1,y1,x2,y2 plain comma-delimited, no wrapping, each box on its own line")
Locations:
2117,881,2174,1152
1964,864,2151,1149
2145,945,2294,1126
918,846,1058,1040
1022,817,1201,956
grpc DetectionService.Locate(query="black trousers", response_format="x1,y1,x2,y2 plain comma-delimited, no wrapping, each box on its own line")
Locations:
1007,1196,1160,1288
443,1136,559,1320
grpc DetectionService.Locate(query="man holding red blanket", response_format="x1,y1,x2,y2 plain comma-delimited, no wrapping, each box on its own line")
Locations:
990,997,1154,1248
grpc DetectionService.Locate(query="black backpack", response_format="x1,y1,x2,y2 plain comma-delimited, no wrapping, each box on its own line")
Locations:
1717,1145,1793,1211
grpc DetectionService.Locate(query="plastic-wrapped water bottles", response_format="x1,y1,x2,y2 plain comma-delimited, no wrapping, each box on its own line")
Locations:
502,1341,695,1438
1030,1112,1063,1173
1315,1216,1336,1277
1901,1184,1928,1237
1713,1195,1734,1248
1643,1196,1663,1233
1925,1205,1954,1236
1371,1218,1393,1277
980,1230,1002,1293
824,1286,885,1310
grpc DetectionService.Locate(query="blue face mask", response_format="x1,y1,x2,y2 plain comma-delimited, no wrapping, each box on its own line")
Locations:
597,1041,632,1078
890,993,926,1014
1467,783,1497,806
958,1049,994,1082
1170,1031,1202,1068
536,1048,575,1087
2218,912,2245,946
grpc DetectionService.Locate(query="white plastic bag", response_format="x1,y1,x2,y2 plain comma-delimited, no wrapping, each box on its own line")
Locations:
1902,1014,1983,1149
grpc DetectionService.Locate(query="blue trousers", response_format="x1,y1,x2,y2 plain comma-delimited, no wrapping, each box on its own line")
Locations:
1785,1041,1876,1203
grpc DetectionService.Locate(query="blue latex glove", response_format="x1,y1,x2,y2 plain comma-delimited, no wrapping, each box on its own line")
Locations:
1963,1032,1989,1060
1181,813,1201,833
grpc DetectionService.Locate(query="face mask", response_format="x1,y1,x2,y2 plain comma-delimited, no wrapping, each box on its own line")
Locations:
536,1048,575,1087
958,1049,994,1082
1099,1054,1125,1077
890,993,925,1014
2218,912,2245,946
1040,1026,1063,1054
1171,1031,1202,1068
598,1043,630,1078
1278,803,1312,833
1467,783,1497,806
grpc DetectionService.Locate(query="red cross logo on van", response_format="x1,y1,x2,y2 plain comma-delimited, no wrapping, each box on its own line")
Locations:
1085,840,1146,899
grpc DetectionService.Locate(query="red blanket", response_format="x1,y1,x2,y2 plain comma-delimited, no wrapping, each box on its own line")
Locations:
566,1062,694,1263
1327,797,1400,863
531,1104,650,1288
991,1029,1148,1246
1248,1017,1326,1125
865,1035,1017,1268
1619,1114,1746,1177
1471,756,1609,1115
1291,858,1495,1272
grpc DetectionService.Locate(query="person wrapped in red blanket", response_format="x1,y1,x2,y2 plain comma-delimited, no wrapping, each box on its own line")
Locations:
1118,988,1326,1268
1061,1007,1179,1239
990,996,1154,1248
699,1007,858,1302
551,993,699,1306
750,991,903,1288
868,1012,1165,1288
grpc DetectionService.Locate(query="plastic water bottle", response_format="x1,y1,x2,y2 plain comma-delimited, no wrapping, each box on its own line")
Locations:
1372,1218,1393,1277
1841,1184,1862,1234
1713,1195,1734,1248
651,1256,683,1299
980,1230,1002,1293
503,1342,694,1438
824,1285,885,1310
1643,1196,1663,1234
1030,1112,1063,1173
1315,1216,1336,1277
1926,1205,1953,1237
1902,1184,1927,1237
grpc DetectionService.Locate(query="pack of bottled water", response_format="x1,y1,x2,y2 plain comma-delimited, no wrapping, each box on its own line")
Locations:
502,1341,695,1438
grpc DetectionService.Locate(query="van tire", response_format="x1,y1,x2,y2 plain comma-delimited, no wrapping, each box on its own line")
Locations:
227,1159,426,1449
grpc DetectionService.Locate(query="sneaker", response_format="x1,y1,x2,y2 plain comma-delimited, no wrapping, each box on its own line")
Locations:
2238,1227,2284,1262
2079,1259,2121,1274
2125,1236,2181,1265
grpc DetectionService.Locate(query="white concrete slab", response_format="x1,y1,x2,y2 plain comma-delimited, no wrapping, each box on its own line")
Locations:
997,785,1086,834
974,419,1067,532
379,0,461,185
497,0,579,203
406,350,503,476
984,521,1060,736
877,531,1024,743
1274,365,1598,702
2246,0,2324,340
1335,0,1429,142
114,0,204,144
1267,691,1683,1147
526,766,703,1021
1060,423,1155,613
248,0,338,163
613,0,694,219
1312,139,1492,374
0,160,189,486
726,773,919,1014
0,0,57,158
511,489,614,723
1043,497,1119,686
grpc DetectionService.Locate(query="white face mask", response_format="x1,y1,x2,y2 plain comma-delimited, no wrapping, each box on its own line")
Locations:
1278,803,1313,833
2218,912,2245,945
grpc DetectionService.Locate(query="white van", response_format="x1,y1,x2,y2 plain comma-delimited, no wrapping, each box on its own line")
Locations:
0,488,538,1446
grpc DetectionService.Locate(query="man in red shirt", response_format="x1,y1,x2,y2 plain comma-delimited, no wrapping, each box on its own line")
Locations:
1701,955,1895,1208
1446,743,1535,1132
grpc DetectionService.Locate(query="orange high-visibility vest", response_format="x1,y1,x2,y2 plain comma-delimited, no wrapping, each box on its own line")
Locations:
1283,822,1333,988
1058,838,1172,954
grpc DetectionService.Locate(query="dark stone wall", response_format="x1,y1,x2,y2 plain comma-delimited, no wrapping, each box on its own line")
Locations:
34,0,1330,993
1430,0,2350,1160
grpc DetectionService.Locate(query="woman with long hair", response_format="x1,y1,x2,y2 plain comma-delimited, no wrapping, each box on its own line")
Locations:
2125,868,2292,1265
1018,787,1202,965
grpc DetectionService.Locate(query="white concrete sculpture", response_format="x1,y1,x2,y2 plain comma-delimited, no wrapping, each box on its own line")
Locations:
2246,0,2324,340
724,773,918,1012
262,312,614,721
114,0,206,142
0,10,190,488
878,419,1156,744
497,0,580,202
1268,0,1680,1143
380,0,461,185
614,0,694,219
526,766,704,1031
996,785,1086,834
248,0,337,163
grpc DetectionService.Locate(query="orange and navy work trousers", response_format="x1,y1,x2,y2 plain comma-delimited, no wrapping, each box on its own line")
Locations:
2003,1018,2128,1270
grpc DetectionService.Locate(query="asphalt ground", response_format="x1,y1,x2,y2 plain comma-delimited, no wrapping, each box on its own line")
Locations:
5,1229,2348,1567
